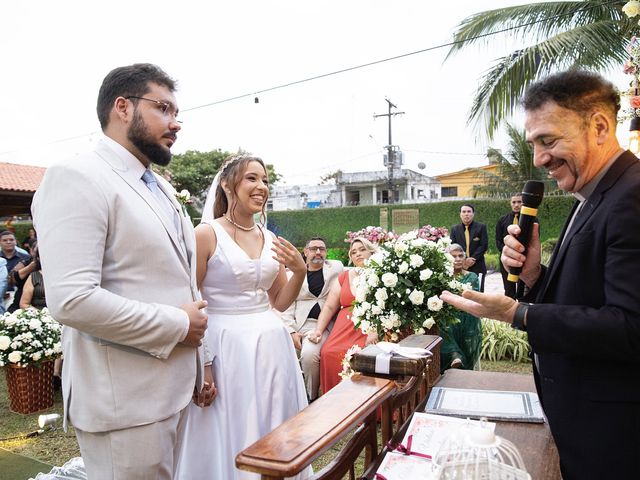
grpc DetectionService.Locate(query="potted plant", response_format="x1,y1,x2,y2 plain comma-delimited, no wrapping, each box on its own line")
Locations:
0,307,63,413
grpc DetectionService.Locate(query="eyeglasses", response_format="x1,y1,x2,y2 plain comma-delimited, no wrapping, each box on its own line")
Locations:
307,246,327,253
125,96,182,123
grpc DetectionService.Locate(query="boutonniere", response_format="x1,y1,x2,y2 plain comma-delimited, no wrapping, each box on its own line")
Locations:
175,189,192,215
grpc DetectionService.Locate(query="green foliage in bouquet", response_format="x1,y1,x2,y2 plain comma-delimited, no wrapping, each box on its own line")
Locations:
351,230,474,341
0,308,63,367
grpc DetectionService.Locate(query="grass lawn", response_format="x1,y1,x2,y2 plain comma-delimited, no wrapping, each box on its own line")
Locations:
0,358,532,474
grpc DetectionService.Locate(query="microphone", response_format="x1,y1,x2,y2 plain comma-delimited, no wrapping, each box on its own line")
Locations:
507,180,545,288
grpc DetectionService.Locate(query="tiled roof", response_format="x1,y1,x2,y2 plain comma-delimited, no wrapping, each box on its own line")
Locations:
0,162,46,193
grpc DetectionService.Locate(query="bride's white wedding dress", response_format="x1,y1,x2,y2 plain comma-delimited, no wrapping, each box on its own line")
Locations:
175,220,309,479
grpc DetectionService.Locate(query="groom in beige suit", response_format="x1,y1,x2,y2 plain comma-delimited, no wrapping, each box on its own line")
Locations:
280,237,343,400
32,64,214,479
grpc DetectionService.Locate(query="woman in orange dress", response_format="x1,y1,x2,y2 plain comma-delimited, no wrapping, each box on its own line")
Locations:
309,237,378,395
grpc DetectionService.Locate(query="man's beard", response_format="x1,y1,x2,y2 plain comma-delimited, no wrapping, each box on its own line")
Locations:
127,112,172,166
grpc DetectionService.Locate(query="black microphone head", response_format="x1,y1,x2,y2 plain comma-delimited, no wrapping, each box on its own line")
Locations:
521,180,544,208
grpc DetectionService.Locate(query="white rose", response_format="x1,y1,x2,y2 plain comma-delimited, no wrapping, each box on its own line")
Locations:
623,0,640,17
423,317,436,329
366,273,379,287
390,333,399,342
180,189,191,200
369,251,386,265
371,305,382,315
31,352,42,361
393,242,408,255
381,273,398,288
410,238,428,248
438,236,452,248
427,296,443,312
355,288,367,303
375,288,388,302
398,262,409,274
409,289,424,305
29,318,42,330
0,336,10,350
420,268,433,281
8,351,22,363
359,320,372,334
409,254,424,268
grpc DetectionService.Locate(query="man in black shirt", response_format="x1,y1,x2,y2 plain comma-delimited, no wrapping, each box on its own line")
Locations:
280,237,343,401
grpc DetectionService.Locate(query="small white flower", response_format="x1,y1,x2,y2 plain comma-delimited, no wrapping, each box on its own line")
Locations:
381,273,398,288
409,289,424,305
409,254,424,268
423,317,436,329
398,262,409,274
415,327,426,334
0,336,10,350
8,351,22,363
420,268,433,281
427,296,443,312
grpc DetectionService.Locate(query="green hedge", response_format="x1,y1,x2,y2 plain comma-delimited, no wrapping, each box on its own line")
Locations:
267,196,574,252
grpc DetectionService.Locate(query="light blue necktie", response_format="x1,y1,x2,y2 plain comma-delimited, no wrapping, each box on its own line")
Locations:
141,169,181,235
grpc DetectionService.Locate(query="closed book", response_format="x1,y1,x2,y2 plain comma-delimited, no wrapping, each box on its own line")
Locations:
350,334,440,377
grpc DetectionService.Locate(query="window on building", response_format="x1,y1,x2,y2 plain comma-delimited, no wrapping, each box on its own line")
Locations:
441,186,458,197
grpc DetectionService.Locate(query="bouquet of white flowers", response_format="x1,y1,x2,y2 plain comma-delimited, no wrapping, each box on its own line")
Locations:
0,308,63,367
351,229,472,341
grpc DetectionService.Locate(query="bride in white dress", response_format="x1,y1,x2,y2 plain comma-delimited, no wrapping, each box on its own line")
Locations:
175,155,310,479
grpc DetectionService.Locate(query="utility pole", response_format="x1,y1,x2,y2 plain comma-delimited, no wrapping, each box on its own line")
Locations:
374,99,404,204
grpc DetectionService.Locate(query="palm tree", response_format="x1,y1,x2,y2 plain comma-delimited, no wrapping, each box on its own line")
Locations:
446,1,636,139
472,123,558,197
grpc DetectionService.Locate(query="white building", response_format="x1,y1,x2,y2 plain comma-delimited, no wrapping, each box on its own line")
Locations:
269,168,440,211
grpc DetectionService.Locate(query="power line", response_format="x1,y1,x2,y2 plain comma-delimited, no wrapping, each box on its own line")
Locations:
182,0,617,112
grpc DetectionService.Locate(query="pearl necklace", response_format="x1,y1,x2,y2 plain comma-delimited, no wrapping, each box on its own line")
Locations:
223,213,256,231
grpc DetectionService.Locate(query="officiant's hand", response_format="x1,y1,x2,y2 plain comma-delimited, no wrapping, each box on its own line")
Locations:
290,332,303,350
181,300,208,347
440,289,518,324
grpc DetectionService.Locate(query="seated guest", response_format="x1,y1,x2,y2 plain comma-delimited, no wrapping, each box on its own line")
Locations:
308,237,378,395
440,243,481,371
0,258,6,314
280,237,343,401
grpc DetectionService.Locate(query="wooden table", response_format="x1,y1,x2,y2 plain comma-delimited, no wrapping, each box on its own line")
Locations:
363,369,562,480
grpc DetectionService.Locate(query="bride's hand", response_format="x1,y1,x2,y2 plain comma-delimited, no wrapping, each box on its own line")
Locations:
365,332,379,346
272,236,306,275
193,364,217,408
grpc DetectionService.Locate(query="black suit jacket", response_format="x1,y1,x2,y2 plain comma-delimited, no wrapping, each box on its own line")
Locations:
524,151,640,479
450,221,488,275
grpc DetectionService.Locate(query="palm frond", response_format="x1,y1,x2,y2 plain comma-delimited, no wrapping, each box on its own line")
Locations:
447,1,627,59
470,19,631,137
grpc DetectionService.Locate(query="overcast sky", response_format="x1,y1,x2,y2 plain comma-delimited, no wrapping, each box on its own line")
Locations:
1,1,630,186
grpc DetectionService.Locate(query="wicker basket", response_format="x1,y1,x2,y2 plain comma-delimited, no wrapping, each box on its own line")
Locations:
5,361,54,414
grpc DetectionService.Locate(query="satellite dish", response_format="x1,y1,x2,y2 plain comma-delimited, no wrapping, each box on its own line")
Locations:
417,162,426,170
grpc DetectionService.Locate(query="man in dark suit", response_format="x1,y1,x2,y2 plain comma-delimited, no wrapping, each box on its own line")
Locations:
441,70,640,479
450,204,488,291
495,193,529,298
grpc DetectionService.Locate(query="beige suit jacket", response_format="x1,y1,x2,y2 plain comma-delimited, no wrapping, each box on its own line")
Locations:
32,139,204,433
280,259,343,333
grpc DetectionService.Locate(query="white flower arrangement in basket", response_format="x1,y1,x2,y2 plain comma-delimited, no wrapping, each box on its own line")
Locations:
0,308,63,367
351,229,472,341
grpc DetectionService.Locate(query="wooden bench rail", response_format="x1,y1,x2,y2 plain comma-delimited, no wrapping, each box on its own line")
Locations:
236,375,395,479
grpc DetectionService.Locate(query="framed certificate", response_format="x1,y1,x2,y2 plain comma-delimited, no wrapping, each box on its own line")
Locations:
425,387,545,423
